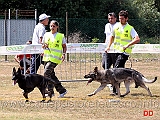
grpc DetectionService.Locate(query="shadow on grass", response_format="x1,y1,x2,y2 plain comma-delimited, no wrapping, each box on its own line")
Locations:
131,93,160,97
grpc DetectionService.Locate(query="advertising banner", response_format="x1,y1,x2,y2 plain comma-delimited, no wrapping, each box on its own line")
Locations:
0,44,160,55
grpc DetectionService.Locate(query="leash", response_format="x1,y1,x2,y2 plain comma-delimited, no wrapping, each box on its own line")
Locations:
60,79,89,82
104,53,107,70
128,55,132,69
123,50,132,69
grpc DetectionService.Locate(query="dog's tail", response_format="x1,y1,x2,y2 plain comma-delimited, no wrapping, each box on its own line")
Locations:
142,77,157,83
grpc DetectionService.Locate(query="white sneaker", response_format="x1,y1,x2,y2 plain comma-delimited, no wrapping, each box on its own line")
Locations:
106,84,113,91
45,93,48,97
45,93,54,97
58,91,67,98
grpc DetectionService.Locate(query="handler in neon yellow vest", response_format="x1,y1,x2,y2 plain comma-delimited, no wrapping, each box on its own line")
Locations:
43,31,65,64
105,10,140,95
42,20,67,100
105,10,140,68
114,23,133,54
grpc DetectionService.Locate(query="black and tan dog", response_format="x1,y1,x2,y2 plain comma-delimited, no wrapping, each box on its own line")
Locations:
84,67,157,97
12,67,57,102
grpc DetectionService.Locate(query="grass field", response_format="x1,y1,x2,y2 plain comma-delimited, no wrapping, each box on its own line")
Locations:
0,55,160,120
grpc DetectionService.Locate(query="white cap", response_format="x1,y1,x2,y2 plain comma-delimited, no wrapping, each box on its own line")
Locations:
39,13,51,21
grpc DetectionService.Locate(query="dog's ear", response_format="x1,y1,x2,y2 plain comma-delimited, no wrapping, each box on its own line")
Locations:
94,67,98,72
13,67,16,72
94,67,98,75
17,68,21,74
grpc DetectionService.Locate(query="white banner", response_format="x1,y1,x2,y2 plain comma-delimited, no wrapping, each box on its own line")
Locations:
0,44,43,55
0,43,160,55
132,44,160,53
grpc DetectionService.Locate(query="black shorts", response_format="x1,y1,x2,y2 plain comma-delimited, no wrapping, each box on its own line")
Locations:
102,53,117,69
114,53,129,68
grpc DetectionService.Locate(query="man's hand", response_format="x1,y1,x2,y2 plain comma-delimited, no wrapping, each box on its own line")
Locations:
105,47,110,53
42,43,48,49
61,54,65,62
123,44,129,51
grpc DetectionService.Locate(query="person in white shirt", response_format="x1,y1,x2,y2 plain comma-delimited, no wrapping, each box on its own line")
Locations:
30,13,50,74
102,12,118,94
102,12,119,69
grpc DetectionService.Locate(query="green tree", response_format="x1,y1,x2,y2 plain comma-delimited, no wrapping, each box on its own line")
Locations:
155,0,160,12
131,0,160,19
0,0,139,19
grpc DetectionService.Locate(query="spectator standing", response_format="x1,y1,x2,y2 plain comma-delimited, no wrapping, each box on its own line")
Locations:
30,13,50,74
14,40,32,74
102,12,119,69
102,12,119,94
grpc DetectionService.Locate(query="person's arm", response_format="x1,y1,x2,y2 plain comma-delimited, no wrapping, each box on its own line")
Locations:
39,37,43,44
39,27,46,44
105,23,115,53
61,37,67,62
62,44,67,54
41,34,48,49
123,36,140,50
61,43,67,62
14,55,20,63
105,36,114,53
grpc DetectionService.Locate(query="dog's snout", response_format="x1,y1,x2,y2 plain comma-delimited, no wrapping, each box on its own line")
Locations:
84,75,89,78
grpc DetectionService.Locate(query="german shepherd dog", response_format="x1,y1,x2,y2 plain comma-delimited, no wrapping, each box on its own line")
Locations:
12,67,56,102
84,67,157,97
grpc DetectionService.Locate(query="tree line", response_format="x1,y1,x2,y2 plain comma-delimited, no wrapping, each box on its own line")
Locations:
0,0,159,43
0,0,159,19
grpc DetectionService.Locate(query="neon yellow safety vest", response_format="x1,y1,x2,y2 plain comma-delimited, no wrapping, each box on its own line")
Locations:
114,23,133,54
43,32,64,64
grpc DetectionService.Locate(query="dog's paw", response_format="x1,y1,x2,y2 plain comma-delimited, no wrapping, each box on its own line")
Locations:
120,95,125,97
40,100,46,103
47,99,53,103
135,85,139,88
109,93,116,96
87,93,94,96
25,100,29,103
